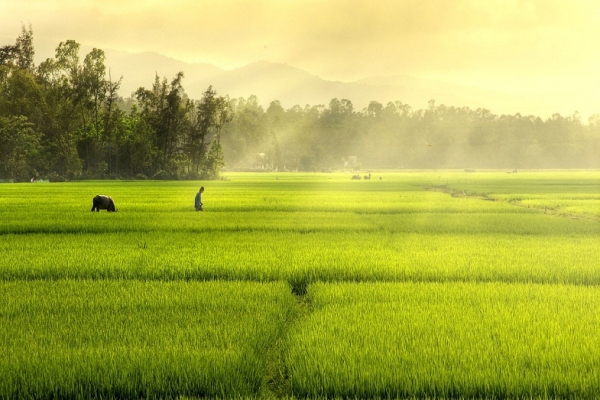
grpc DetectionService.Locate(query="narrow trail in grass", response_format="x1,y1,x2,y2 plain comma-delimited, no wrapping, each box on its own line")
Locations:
261,284,312,399
425,185,600,222
505,199,600,222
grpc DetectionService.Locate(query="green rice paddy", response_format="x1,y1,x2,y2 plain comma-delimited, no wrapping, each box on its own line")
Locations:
1,171,598,399
0,280,295,398
287,282,599,399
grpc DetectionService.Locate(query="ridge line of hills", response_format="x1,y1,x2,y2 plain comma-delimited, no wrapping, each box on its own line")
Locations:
0,36,587,118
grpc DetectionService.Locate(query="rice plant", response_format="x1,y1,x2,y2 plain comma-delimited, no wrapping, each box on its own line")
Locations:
286,281,600,399
0,171,598,398
0,280,296,399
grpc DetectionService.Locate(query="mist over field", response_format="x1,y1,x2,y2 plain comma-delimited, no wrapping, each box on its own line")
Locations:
1,26,599,182
2,1,600,181
9,37,563,117
1,3,599,398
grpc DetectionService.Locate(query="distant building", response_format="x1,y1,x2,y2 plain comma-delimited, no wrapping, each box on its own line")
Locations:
344,156,358,168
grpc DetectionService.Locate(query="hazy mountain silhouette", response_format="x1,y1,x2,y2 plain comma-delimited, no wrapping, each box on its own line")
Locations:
109,53,535,115
1,36,562,116
102,52,545,116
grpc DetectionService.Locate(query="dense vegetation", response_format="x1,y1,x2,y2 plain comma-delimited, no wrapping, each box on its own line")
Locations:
0,280,296,398
0,171,598,398
288,282,599,399
2,26,599,182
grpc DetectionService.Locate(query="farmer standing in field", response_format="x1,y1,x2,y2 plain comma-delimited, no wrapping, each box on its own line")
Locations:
195,186,204,211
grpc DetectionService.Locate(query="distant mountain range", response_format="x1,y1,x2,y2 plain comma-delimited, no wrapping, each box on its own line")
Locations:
105,52,537,116
1,36,588,118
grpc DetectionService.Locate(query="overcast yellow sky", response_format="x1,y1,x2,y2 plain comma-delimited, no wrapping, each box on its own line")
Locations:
2,0,600,113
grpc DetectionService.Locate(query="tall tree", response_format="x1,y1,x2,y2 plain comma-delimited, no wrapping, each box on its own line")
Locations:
135,72,191,177
15,24,35,72
0,115,42,180
102,71,124,175
220,95,265,168
187,86,233,178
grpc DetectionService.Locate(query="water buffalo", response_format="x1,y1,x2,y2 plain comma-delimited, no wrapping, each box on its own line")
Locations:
91,195,116,212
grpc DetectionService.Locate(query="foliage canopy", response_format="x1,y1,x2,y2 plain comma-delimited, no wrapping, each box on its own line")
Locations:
1,26,599,181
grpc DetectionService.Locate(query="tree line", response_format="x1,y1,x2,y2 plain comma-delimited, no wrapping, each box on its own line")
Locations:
1,26,598,181
236,98,600,171
0,26,231,181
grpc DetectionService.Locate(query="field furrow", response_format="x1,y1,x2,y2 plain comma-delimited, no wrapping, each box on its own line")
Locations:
1,171,598,398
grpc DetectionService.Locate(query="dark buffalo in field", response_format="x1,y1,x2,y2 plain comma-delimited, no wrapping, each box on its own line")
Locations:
91,195,116,212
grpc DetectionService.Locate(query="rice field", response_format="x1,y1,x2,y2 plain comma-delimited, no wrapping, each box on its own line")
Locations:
0,171,598,398
0,280,296,399
286,281,599,399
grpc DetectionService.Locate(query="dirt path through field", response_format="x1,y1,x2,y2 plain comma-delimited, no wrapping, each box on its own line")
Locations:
261,284,312,398
425,185,600,222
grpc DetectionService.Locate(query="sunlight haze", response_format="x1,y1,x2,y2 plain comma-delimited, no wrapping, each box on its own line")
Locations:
2,0,599,118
